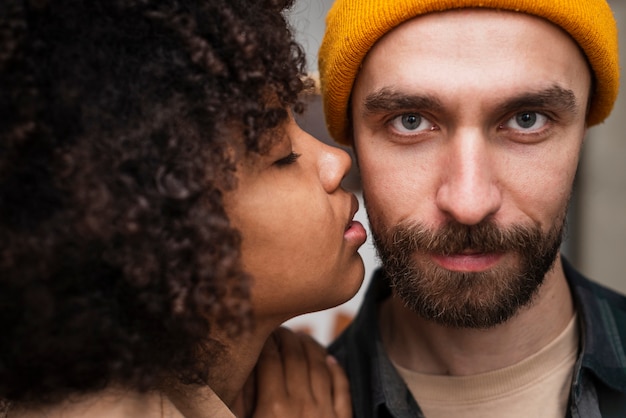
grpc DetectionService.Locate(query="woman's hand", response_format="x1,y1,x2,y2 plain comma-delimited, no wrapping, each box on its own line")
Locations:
234,327,352,418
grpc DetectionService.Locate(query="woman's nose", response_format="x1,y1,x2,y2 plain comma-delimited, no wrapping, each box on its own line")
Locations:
317,140,352,193
289,116,352,193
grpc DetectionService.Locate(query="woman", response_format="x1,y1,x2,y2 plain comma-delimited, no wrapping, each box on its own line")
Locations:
0,0,366,416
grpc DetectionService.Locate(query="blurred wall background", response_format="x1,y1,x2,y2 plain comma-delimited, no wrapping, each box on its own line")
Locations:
284,0,626,344
579,0,626,293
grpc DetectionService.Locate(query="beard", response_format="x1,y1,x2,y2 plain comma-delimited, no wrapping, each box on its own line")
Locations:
371,214,566,329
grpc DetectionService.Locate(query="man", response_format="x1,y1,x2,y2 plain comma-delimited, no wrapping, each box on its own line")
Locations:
318,0,625,417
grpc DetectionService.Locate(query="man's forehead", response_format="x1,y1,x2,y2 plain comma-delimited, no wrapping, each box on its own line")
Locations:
351,10,592,122
356,9,590,92
366,8,574,58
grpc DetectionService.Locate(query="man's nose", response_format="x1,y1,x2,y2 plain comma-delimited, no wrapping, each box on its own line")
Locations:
435,130,502,225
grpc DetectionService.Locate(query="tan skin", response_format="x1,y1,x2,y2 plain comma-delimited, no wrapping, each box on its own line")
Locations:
218,114,365,416
165,329,352,418
351,9,589,376
232,328,352,417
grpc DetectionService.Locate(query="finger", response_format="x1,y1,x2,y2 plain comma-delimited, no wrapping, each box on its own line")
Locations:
236,369,258,418
230,391,247,418
326,355,353,418
275,327,311,398
298,332,333,403
255,332,287,403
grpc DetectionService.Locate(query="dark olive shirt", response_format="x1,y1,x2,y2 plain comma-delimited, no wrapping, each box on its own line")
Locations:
329,256,626,417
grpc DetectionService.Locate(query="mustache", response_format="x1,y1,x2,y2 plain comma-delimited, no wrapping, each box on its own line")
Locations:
377,220,551,256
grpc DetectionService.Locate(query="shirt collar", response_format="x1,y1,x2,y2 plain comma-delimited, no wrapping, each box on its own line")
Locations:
343,269,422,417
564,257,626,394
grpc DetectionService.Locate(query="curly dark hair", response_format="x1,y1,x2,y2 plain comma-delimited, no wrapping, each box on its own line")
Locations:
0,0,309,407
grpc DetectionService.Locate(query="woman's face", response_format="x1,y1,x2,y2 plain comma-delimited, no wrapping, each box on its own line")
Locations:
224,116,366,324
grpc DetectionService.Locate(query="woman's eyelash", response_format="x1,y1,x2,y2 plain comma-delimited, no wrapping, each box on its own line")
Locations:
274,152,301,166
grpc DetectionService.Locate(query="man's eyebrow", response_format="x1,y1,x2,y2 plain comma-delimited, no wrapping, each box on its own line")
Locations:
362,88,443,115
497,85,580,117
361,85,580,118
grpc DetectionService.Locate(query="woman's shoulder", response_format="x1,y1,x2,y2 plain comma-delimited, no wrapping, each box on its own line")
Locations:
6,389,170,418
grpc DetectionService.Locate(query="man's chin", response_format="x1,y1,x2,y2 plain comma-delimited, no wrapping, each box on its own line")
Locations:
391,262,546,329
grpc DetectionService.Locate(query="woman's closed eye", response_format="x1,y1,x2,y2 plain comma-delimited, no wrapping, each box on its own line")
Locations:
274,151,301,167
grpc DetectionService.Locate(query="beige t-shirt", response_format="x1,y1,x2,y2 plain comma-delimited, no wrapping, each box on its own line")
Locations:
394,315,579,418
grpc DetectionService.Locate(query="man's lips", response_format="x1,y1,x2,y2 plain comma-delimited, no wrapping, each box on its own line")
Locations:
430,252,504,272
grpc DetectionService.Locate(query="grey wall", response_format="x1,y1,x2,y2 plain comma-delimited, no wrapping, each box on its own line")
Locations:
578,1,626,291
287,0,335,73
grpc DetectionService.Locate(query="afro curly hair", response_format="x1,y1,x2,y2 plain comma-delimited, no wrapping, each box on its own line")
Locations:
0,0,310,406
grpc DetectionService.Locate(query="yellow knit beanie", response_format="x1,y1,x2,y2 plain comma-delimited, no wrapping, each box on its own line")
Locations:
319,0,620,145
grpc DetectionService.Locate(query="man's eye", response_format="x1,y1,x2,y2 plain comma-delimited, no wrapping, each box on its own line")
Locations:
274,152,301,166
505,111,549,131
389,113,435,134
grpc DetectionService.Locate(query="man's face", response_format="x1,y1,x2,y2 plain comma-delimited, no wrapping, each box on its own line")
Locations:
351,9,591,328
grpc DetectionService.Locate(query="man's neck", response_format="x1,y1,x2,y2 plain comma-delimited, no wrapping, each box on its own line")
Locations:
379,258,575,376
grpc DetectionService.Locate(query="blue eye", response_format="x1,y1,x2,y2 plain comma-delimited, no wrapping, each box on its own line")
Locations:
505,111,548,131
389,113,435,134
401,114,421,130
274,152,301,166
517,112,536,128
